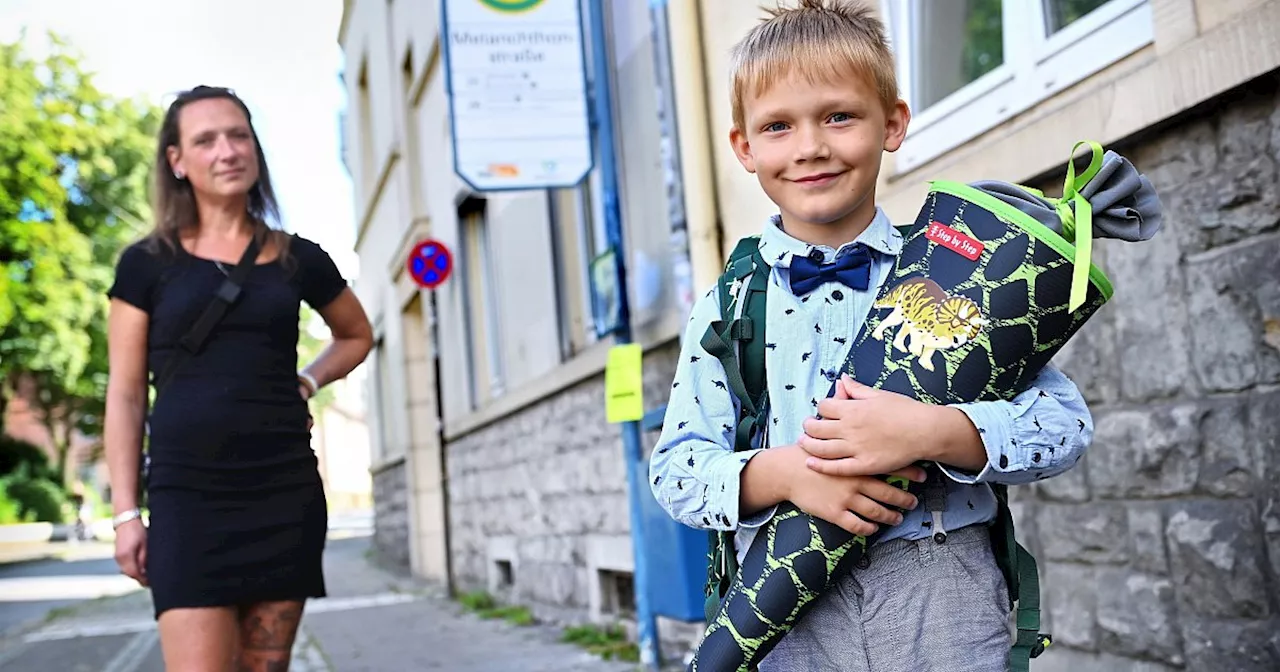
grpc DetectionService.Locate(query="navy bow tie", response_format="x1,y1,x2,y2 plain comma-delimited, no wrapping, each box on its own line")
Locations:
788,245,873,296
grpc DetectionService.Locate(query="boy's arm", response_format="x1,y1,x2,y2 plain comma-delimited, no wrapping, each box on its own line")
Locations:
935,363,1094,485
650,290,768,532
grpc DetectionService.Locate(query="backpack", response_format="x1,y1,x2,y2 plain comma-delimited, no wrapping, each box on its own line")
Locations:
698,233,1052,672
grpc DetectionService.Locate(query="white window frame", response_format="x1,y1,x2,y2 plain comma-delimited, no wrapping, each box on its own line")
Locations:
885,0,1154,174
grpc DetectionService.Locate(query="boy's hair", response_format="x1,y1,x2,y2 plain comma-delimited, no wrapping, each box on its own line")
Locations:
729,0,900,132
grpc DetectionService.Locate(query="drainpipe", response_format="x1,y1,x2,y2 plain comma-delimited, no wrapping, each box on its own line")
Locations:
666,0,724,291
588,0,662,668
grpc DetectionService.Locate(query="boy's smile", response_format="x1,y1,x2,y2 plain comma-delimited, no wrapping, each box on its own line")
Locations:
731,71,909,249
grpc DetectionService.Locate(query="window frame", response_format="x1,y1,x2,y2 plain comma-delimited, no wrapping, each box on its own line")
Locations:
885,0,1154,174
369,338,404,464
549,176,610,359
457,198,507,409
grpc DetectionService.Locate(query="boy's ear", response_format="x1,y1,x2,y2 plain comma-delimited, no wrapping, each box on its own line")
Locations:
729,126,757,174
882,99,911,153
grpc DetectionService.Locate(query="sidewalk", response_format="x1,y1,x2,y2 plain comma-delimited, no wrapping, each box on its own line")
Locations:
303,536,642,671
0,534,646,671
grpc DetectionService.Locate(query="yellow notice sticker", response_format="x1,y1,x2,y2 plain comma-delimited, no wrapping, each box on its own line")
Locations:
605,344,644,424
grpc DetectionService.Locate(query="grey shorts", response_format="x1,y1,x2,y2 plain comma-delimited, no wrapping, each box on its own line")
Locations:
758,524,1012,672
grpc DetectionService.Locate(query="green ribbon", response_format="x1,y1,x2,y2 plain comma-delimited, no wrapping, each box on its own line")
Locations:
1017,141,1104,312
1059,141,1103,312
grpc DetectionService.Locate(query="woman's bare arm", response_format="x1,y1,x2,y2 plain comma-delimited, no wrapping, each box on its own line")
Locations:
301,288,374,389
104,299,150,514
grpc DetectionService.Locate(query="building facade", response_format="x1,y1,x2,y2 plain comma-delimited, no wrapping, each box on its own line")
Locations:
339,0,1280,668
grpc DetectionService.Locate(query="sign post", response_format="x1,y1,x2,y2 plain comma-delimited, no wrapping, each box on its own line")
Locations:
441,0,594,191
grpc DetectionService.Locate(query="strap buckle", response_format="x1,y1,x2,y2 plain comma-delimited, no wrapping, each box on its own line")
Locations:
216,278,243,303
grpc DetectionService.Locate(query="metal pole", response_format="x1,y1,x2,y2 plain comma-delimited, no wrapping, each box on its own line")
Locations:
586,0,661,668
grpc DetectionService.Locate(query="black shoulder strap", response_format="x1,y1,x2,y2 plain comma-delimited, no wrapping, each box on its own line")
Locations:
155,237,261,394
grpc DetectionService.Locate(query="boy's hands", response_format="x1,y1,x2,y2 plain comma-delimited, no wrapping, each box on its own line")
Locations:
799,374,981,476
785,452,925,537
741,444,925,537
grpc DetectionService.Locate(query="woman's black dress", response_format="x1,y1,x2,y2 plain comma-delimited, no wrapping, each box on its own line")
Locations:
108,235,347,618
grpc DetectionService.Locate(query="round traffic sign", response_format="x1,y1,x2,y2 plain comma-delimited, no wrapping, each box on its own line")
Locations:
407,239,452,289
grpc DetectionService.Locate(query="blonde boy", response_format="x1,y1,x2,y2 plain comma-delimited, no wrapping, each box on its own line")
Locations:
650,1,1093,670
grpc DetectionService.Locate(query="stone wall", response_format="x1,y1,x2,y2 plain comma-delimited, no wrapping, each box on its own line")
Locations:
445,342,681,627
1022,74,1280,672
372,461,411,569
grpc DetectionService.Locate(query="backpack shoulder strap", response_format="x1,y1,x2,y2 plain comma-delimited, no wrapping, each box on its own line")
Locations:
699,235,769,450
990,483,1053,671
700,235,771,622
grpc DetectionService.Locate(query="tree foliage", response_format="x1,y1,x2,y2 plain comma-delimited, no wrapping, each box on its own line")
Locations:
298,305,337,413
0,33,162,481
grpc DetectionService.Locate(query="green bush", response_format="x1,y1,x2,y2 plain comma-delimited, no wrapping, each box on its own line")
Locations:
0,436,57,481
0,465,68,523
0,486,26,525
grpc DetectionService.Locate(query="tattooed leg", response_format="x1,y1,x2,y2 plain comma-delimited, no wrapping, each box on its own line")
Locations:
236,600,304,672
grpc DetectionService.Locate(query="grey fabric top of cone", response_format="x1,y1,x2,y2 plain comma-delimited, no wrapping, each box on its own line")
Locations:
969,150,1164,243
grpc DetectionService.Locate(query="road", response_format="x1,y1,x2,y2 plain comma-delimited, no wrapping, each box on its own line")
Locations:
0,510,648,672
0,542,137,637
0,509,375,639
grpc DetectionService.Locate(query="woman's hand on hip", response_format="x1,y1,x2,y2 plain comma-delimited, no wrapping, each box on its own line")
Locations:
299,385,315,431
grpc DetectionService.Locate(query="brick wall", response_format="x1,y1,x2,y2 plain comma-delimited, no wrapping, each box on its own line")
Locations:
445,343,680,626
1023,75,1280,672
372,461,411,569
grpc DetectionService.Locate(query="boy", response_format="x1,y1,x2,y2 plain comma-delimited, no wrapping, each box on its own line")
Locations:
649,1,1093,670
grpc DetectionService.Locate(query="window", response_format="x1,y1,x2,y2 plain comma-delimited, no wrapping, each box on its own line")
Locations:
549,173,611,358
885,0,1153,173
369,339,403,464
458,198,506,408
356,59,377,197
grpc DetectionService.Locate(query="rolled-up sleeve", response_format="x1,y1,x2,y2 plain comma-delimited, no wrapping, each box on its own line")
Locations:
939,363,1093,485
649,291,764,532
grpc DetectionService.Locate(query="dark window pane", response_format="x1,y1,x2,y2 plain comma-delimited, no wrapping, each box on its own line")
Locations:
1043,0,1110,35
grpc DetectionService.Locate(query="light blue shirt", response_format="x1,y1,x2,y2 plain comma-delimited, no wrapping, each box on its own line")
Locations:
649,210,1093,563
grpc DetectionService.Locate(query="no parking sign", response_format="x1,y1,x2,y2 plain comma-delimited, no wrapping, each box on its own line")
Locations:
407,239,453,289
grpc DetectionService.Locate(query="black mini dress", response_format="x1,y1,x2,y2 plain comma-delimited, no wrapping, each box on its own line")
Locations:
108,234,347,618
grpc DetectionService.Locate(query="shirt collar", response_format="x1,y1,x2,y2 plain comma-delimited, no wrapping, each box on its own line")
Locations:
757,207,904,269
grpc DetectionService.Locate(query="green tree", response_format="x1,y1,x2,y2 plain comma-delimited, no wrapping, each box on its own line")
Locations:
0,33,161,482
298,305,337,413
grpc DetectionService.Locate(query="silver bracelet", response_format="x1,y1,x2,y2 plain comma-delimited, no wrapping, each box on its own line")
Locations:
298,371,320,396
112,508,143,530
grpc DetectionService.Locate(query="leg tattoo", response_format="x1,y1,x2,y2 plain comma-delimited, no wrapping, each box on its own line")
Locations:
236,601,303,672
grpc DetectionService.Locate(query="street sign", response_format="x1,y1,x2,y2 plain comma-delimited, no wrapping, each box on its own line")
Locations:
407,239,453,289
441,0,594,191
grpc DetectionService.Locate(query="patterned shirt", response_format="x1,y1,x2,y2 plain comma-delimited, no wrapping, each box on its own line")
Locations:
649,210,1093,562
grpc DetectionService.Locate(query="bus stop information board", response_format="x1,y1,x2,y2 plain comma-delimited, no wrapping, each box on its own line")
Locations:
442,0,593,191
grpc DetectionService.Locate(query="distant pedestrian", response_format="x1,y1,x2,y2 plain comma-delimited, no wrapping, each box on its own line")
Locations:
68,481,86,542
103,85,374,671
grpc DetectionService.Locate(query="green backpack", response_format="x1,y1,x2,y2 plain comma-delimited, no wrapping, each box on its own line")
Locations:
698,233,1051,672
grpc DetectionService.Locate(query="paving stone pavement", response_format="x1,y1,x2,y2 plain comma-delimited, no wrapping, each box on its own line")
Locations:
0,533,649,671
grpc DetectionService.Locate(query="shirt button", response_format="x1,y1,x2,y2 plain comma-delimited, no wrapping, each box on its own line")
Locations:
832,290,844,301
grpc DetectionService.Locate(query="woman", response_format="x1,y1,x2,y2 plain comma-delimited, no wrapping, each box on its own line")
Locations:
104,85,373,671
